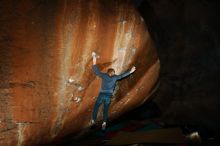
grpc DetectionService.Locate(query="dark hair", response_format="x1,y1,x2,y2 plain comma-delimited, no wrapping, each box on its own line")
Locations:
107,68,115,75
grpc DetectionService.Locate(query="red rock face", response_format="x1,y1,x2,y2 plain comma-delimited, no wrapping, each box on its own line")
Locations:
0,0,160,145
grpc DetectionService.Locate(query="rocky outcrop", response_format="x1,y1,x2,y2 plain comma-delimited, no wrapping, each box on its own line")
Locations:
0,0,159,145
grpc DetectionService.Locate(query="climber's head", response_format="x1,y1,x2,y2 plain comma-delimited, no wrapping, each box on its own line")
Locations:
107,68,115,76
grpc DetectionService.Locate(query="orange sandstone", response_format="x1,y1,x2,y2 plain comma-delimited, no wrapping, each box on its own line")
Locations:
0,0,160,145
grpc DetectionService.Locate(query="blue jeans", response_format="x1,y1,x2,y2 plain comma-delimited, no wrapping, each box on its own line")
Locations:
92,92,111,122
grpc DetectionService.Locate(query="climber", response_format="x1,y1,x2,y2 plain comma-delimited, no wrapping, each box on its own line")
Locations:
90,52,136,130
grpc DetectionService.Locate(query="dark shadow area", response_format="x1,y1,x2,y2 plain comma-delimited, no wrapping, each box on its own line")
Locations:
56,96,219,146
56,97,162,146
137,0,220,139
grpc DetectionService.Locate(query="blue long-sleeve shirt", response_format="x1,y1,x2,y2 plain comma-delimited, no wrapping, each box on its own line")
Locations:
92,65,131,94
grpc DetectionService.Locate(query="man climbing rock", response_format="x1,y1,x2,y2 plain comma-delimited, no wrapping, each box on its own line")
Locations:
91,52,136,130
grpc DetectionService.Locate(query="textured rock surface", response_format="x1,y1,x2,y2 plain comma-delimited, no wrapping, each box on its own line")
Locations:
0,0,159,145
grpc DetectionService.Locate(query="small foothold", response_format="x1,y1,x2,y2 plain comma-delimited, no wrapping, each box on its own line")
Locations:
77,86,84,91
123,20,127,24
68,78,74,83
74,97,81,103
76,98,81,103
